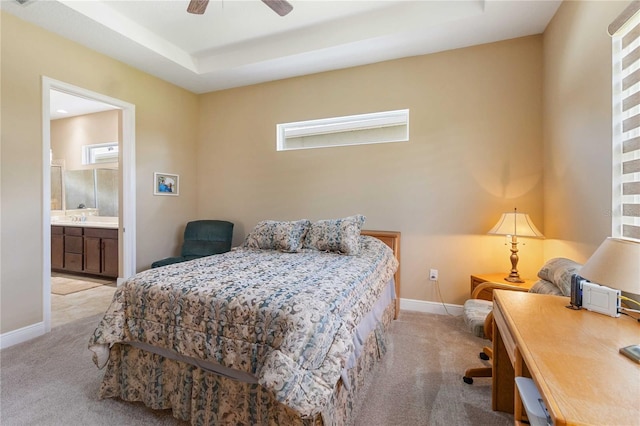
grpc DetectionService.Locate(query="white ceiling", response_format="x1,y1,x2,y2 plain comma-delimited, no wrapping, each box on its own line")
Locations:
2,0,562,98
49,90,118,120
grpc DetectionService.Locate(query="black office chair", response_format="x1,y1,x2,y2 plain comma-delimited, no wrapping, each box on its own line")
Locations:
151,220,234,268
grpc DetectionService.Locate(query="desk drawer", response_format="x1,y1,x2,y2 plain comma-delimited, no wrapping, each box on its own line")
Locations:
494,304,516,365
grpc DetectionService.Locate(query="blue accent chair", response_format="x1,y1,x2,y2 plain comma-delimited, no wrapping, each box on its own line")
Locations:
151,220,234,268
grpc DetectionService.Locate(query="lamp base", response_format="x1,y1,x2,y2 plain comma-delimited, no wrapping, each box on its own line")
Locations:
504,276,525,284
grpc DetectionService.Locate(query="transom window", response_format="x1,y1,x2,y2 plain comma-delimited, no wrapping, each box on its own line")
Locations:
277,109,409,151
82,142,119,165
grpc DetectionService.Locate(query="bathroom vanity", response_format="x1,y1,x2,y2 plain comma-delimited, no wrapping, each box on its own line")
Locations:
51,220,118,278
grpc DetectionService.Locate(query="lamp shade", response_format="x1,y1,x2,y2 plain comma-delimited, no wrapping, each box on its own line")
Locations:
579,238,640,295
487,210,544,238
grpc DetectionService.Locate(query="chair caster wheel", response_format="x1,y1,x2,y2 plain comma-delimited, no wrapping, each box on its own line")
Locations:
479,352,490,361
463,376,473,385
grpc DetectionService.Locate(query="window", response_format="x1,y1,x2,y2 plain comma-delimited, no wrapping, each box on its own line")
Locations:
277,109,409,151
82,142,119,165
611,4,640,241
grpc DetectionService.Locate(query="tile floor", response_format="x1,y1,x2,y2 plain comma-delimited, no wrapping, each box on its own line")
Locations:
51,272,117,328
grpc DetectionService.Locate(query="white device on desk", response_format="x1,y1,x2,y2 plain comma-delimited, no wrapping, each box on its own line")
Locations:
570,274,621,318
515,377,552,426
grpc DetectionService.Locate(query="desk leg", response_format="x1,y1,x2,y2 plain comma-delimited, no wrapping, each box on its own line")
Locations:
514,347,523,422
492,317,515,413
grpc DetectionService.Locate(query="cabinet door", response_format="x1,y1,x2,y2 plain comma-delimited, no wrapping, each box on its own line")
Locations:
84,236,102,275
51,234,64,270
102,238,118,278
65,253,83,272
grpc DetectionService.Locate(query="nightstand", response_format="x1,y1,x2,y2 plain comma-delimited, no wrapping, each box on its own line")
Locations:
470,273,537,301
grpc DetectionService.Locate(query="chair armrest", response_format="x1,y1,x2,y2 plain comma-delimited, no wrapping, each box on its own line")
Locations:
471,281,530,300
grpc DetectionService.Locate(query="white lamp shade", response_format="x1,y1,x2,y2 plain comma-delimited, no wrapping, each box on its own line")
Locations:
488,211,544,238
579,238,640,295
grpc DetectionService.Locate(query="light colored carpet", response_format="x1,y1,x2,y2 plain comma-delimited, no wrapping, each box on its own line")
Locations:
51,276,102,295
354,311,512,425
0,310,512,425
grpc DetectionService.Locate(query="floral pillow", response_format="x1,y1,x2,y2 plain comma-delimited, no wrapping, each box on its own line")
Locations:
303,214,366,255
529,279,564,296
243,219,310,253
537,257,582,296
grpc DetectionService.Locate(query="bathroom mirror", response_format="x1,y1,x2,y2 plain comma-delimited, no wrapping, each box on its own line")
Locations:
65,169,97,210
58,168,118,216
95,169,118,216
51,165,63,210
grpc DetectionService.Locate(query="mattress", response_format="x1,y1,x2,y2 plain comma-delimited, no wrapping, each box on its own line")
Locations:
89,235,398,418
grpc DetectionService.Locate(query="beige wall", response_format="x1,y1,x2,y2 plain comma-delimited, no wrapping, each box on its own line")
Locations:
0,12,199,333
51,110,120,171
542,0,628,262
197,36,545,305
1,0,627,337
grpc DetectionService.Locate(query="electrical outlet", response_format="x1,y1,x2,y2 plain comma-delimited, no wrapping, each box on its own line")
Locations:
429,269,438,281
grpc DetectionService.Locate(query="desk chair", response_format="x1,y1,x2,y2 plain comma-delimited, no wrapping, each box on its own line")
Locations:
462,282,528,384
462,258,582,385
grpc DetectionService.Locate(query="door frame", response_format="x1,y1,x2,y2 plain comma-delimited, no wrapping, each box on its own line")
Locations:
42,77,136,332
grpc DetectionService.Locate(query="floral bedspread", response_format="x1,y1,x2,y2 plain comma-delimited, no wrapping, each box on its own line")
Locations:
88,236,398,417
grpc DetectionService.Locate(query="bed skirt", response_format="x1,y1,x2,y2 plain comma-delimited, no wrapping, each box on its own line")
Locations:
98,301,396,426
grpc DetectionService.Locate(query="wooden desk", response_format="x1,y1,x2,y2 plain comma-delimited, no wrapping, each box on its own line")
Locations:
492,290,640,426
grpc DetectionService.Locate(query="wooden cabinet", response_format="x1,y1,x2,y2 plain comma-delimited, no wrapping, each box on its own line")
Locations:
51,226,64,269
64,226,84,272
84,236,102,275
51,225,118,278
84,228,118,277
102,237,118,277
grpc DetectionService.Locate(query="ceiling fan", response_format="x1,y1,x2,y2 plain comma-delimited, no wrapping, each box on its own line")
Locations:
187,0,293,17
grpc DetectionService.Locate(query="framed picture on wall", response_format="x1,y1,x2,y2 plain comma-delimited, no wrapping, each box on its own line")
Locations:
154,172,179,196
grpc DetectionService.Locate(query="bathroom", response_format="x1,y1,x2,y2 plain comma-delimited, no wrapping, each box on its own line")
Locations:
49,93,121,309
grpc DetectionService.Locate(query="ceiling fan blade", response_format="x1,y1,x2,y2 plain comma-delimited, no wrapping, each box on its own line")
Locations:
187,0,209,15
262,0,293,17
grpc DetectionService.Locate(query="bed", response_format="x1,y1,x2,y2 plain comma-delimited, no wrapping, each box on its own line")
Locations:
89,216,400,425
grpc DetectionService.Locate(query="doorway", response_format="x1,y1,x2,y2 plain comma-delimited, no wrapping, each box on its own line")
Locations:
42,77,136,333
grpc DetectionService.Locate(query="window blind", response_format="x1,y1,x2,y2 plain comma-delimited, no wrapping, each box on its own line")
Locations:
612,2,640,240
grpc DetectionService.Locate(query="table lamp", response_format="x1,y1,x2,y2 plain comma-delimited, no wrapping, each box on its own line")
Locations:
579,237,640,297
488,208,544,283
580,237,640,362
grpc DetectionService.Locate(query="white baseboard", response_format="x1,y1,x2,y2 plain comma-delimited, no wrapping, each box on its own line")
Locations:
0,321,45,350
400,297,463,316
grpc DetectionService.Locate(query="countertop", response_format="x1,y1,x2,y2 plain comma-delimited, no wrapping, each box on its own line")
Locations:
51,216,118,229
